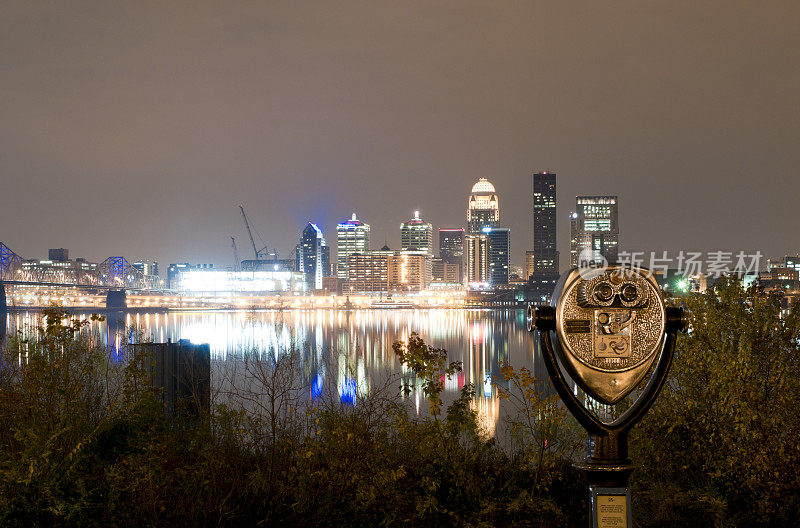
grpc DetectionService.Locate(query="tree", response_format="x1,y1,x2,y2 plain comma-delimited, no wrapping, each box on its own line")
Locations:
632,278,800,527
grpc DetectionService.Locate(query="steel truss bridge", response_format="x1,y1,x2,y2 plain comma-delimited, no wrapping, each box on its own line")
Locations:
0,242,160,291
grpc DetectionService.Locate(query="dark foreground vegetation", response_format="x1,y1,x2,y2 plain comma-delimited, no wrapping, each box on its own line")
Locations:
0,278,798,527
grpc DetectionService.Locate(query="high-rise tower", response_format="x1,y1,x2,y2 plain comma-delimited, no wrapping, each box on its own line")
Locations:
569,196,619,267
467,178,499,234
485,227,511,285
401,211,433,254
531,171,558,276
297,223,329,290
336,213,370,281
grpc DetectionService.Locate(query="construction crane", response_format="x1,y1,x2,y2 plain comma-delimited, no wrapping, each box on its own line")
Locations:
239,204,264,260
231,237,240,272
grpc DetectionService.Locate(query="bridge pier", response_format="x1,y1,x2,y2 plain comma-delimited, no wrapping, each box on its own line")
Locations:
106,289,127,310
0,283,7,341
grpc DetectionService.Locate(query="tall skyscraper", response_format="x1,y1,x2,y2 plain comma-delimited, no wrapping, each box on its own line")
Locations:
467,178,500,234
464,234,488,284
401,211,433,254
438,228,464,260
528,171,559,300
297,223,329,289
531,171,558,276
484,227,511,285
438,228,464,283
336,213,370,280
569,196,619,267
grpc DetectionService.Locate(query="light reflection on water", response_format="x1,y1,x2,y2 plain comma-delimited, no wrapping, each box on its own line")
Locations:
4,309,546,436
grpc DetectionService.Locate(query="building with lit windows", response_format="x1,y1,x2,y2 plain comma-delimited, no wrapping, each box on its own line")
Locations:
464,234,488,285
401,211,433,254
569,196,619,267
167,263,214,289
388,251,430,292
174,269,305,294
467,178,500,234
336,213,370,281
21,257,99,282
525,251,536,282
438,228,464,282
346,248,391,293
485,227,510,285
531,172,558,274
439,228,464,259
133,259,159,278
529,171,559,299
296,223,329,290
431,257,460,284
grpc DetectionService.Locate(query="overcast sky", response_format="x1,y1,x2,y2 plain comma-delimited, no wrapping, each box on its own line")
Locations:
2,1,798,269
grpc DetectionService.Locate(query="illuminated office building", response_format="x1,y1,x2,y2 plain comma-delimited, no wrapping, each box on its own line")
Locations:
431,258,460,284
401,211,433,254
133,259,159,278
296,223,329,290
438,228,464,283
531,172,558,276
464,234,488,285
336,213,370,281
467,178,500,234
346,248,390,293
388,252,430,292
485,227,510,285
569,196,619,267
439,228,464,259
174,269,305,295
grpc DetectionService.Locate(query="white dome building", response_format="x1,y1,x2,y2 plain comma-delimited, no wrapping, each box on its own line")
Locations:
467,178,499,234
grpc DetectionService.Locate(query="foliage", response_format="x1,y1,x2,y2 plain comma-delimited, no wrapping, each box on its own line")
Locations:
496,363,582,495
3,290,797,527
632,278,800,527
0,318,584,527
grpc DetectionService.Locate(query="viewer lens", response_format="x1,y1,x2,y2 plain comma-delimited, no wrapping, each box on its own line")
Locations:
594,283,614,302
621,284,638,302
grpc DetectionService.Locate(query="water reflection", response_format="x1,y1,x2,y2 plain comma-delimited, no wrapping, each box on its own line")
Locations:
5,309,542,435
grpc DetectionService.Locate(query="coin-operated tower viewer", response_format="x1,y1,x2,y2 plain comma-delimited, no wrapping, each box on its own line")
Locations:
529,265,687,528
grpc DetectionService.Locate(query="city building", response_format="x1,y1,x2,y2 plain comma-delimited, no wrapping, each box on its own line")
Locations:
48,248,69,261
530,171,558,275
21,257,99,282
401,211,433,254
388,252,430,292
296,223,329,290
167,263,214,289
525,251,536,283
509,264,526,285
346,249,390,293
768,254,800,274
439,228,464,259
464,234,488,285
173,269,306,295
467,178,500,234
569,196,619,267
241,258,295,272
431,257,460,284
133,259,159,278
336,213,370,281
528,171,560,300
485,227,510,285
438,228,464,282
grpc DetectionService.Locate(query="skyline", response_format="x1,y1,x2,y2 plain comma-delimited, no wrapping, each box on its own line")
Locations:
2,2,799,267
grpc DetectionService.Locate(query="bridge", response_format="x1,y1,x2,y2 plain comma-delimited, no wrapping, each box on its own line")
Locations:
1,242,163,316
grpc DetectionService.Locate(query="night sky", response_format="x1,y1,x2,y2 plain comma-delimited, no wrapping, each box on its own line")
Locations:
2,1,798,269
